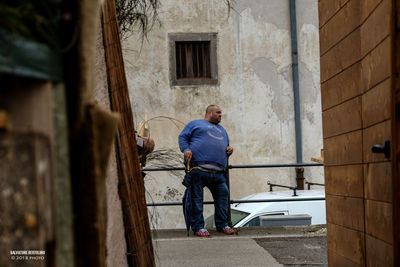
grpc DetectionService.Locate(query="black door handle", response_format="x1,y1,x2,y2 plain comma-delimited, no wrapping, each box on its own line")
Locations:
371,140,390,159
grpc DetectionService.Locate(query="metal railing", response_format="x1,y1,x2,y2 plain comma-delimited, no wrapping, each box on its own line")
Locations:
146,197,325,206
143,163,322,172
143,162,324,227
143,162,324,207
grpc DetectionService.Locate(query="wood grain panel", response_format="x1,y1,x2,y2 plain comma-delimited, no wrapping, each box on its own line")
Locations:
328,250,363,267
360,0,391,57
360,0,384,23
321,62,363,111
320,28,361,83
325,165,363,197
361,36,392,91
365,234,393,266
319,0,350,29
323,96,361,138
362,78,391,128
324,130,363,166
364,162,392,203
320,0,360,55
327,223,365,264
365,200,393,244
320,0,361,55
326,194,364,231
362,120,391,163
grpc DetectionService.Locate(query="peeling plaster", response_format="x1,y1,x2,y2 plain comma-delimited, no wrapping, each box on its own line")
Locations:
236,0,290,29
250,57,293,122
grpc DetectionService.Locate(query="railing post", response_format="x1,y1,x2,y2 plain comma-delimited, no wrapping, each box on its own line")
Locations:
295,167,305,190
225,163,232,227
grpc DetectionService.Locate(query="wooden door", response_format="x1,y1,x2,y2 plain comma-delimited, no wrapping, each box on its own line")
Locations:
319,0,396,265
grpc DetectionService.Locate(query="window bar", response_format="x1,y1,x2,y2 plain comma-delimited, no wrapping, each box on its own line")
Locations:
202,43,207,78
176,44,179,79
206,44,211,78
196,43,200,78
192,43,196,77
199,43,203,77
187,44,194,78
178,44,183,79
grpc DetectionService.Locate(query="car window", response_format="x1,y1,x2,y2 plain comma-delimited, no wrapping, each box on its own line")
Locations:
205,209,249,229
242,213,285,227
231,209,250,226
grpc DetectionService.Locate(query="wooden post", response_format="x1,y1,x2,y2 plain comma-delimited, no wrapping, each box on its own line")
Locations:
102,1,155,266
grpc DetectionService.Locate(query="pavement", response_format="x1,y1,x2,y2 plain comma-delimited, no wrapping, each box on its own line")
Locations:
152,225,327,267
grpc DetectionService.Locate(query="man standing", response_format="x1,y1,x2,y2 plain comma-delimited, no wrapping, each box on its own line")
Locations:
179,105,234,237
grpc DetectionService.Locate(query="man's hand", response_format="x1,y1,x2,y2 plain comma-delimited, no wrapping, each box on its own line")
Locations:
142,137,155,154
184,150,192,161
226,146,233,156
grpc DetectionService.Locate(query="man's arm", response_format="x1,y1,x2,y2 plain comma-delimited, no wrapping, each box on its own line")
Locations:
223,128,233,156
178,123,193,160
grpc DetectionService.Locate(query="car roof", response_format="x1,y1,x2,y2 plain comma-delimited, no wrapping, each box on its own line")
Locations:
231,189,325,214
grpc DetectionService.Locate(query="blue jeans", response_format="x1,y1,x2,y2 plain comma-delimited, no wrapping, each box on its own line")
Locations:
190,169,229,232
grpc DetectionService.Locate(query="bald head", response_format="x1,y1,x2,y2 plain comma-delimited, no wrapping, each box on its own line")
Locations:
205,105,222,124
205,105,219,115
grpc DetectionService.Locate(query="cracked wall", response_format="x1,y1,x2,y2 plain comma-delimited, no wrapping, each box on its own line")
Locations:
123,0,323,229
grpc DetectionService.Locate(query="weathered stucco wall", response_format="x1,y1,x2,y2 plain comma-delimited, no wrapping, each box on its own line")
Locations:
123,0,323,229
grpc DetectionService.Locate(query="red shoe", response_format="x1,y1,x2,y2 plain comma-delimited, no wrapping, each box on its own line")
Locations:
218,226,235,235
194,229,211,237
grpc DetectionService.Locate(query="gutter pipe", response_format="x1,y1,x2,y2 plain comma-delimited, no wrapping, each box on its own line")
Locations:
289,0,303,164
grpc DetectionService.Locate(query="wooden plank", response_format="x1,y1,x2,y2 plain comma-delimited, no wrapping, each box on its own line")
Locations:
321,62,363,111
365,234,393,266
320,0,361,56
360,0,391,57
326,194,364,231
320,28,361,83
362,78,391,128
360,0,384,23
364,162,392,203
327,223,365,264
362,119,391,163
319,0,350,29
328,250,363,267
322,96,362,138
324,130,363,166
102,1,155,266
365,200,393,244
325,165,363,198
361,36,392,91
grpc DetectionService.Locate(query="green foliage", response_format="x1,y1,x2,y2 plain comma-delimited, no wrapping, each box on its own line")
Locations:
0,0,60,47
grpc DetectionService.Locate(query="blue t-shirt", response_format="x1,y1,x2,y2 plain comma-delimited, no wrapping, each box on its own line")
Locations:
178,119,229,169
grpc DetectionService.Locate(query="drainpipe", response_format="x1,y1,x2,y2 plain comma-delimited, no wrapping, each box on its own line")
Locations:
290,0,305,189
289,0,302,164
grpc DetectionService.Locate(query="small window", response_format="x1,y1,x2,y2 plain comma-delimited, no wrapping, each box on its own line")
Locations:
169,33,218,86
175,41,211,79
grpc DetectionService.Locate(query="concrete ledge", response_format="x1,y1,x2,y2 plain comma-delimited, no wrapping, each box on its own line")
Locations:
151,224,326,239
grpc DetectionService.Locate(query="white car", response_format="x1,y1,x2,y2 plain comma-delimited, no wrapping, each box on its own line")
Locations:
205,189,326,228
